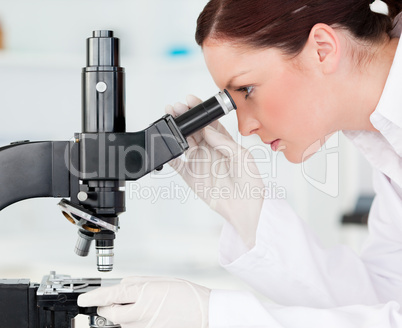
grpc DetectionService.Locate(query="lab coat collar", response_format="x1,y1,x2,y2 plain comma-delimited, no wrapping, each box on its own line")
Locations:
343,32,402,187
369,32,402,156
343,129,402,187
372,20,402,122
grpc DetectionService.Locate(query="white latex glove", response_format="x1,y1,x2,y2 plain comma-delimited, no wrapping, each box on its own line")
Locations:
166,95,264,248
77,276,210,328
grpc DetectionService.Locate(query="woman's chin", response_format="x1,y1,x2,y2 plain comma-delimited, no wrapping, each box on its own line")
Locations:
284,150,316,164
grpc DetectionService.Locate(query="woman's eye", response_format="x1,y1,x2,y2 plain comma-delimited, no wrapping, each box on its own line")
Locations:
236,86,254,100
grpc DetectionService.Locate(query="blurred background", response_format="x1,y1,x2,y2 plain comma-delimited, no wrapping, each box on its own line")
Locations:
0,1,374,325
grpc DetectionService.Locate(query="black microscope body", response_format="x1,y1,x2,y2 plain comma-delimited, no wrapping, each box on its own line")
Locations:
0,31,236,327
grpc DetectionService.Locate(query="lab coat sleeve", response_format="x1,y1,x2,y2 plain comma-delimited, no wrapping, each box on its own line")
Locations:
218,196,380,307
209,289,402,328
360,170,402,303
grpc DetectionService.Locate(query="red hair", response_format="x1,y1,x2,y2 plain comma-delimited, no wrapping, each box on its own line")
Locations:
196,0,402,55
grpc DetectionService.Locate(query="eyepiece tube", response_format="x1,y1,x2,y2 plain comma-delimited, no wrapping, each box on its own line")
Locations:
174,89,236,138
83,30,125,133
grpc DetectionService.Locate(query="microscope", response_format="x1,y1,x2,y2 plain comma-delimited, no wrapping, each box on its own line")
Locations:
0,31,236,327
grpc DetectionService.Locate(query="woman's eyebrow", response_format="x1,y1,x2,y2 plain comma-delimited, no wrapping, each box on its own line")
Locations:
225,70,252,89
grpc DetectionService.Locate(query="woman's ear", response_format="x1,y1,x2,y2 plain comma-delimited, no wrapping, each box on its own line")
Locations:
304,23,341,74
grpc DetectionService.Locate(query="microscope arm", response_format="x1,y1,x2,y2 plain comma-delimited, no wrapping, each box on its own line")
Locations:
0,141,72,211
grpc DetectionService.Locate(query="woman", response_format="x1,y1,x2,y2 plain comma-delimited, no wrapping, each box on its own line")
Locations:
78,0,402,327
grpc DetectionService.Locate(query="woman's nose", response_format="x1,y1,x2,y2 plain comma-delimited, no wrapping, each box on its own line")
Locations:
236,110,260,136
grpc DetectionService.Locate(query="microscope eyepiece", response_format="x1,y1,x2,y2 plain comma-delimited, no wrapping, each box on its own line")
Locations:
93,30,114,38
86,30,120,67
174,89,237,138
223,89,237,110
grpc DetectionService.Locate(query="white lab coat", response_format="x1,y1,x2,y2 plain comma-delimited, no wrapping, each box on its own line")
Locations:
209,34,402,327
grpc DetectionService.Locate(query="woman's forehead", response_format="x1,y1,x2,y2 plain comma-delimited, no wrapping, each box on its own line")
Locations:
203,40,282,78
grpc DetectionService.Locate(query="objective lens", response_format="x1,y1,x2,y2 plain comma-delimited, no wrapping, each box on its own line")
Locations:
90,315,120,327
96,247,114,272
95,233,115,272
75,230,94,257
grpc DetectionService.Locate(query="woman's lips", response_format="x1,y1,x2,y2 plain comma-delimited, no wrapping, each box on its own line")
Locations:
265,139,281,151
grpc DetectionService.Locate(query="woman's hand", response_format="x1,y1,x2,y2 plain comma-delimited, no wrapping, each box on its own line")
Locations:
77,276,210,328
166,95,265,248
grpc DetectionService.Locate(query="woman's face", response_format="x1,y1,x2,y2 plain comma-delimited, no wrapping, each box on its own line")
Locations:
203,40,338,163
